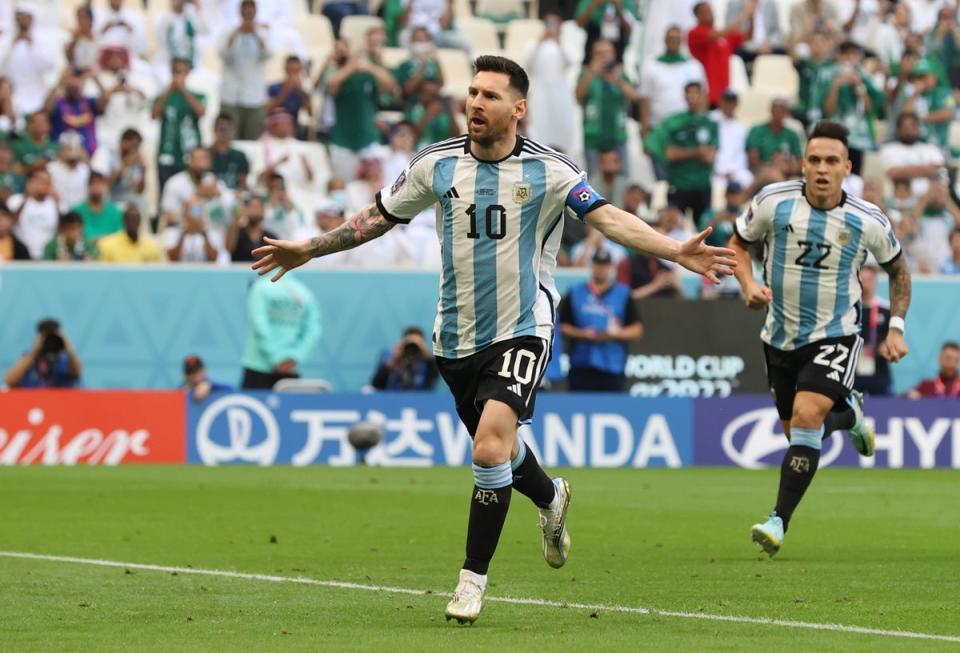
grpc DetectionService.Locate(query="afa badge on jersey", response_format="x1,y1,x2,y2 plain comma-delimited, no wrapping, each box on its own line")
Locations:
513,182,532,204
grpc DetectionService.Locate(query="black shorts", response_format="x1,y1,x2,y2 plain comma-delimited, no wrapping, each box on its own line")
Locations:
437,336,550,437
763,335,863,421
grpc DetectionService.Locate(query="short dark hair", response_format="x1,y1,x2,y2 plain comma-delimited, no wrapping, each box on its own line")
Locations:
121,127,142,142
216,112,234,124
692,1,710,15
403,326,424,337
943,341,960,352
473,55,529,98
285,54,302,66
837,40,862,55
88,171,106,185
684,80,703,92
808,120,849,149
60,210,83,226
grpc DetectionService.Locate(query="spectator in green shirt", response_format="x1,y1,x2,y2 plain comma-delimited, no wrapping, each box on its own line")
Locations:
151,57,206,194
811,40,883,174
393,27,444,109
792,30,833,128
13,111,59,175
73,172,123,242
210,113,250,191
0,142,25,203
574,0,635,64
576,39,639,177
746,98,802,177
42,210,96,261
406,78,459,150
324,39,397,181
644,81,717,228
888,59,956,152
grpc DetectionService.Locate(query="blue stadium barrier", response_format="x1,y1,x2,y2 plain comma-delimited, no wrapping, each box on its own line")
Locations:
1,264,957,394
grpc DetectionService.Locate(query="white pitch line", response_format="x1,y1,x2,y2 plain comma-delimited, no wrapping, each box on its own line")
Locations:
2,551,959,644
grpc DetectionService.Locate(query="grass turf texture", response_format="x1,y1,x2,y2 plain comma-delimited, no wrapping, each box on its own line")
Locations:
0,466,957,652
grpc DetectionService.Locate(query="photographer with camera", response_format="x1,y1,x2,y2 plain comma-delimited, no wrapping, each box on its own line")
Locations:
371,326,438,391
4,319,83,389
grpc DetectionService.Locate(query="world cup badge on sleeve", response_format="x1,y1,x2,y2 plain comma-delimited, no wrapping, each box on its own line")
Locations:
513,182,532,204
391,170,407,195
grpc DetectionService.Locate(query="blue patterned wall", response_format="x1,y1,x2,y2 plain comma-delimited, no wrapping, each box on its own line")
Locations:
0,265,955,394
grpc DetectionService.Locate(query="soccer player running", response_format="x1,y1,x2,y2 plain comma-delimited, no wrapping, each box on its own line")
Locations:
729,121,912,557
252,56,735,623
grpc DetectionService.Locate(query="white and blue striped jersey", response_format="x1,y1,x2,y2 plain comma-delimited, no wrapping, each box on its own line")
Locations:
376,135,608,359
734,180,901,351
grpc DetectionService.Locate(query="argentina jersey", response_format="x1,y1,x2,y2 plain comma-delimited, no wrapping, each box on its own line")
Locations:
734,180,901,351
376,135,608,358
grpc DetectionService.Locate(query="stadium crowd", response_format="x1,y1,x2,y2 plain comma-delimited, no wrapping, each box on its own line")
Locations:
0,0,959,286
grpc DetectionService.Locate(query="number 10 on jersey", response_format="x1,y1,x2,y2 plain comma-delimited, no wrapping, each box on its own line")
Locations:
466,203,507,240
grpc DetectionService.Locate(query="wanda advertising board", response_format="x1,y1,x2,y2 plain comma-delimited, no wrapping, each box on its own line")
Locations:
0,390,957,468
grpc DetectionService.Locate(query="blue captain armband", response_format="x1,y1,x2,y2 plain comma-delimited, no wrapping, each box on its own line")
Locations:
565,179,608,219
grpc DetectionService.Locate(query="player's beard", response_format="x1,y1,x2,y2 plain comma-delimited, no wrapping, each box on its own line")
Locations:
468,118,508,148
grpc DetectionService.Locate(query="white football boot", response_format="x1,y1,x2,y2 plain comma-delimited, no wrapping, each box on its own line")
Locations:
444,569,487,624
539,477,572,568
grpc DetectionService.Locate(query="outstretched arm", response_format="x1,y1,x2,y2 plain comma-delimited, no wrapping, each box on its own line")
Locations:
878,254,911,362
586,204,736,282
252,203,395,281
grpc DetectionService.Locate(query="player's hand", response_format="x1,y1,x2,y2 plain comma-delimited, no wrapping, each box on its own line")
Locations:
674,227,737,284
878,330,909,363
251,237,313,281
743,281,773,309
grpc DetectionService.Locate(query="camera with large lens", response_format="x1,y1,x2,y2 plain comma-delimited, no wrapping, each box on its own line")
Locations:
36,319,65,362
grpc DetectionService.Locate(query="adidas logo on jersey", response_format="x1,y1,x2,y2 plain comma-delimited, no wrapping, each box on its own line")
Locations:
443,187,460,199
508,383,522,396
827,371,841,382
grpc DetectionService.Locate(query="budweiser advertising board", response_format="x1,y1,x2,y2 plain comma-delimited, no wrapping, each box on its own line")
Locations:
0,391,186,465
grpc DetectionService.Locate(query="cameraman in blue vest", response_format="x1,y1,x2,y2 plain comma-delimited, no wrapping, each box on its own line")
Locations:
559,249,644,392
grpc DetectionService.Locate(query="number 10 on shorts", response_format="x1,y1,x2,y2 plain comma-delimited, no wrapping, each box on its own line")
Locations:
498,348,537,385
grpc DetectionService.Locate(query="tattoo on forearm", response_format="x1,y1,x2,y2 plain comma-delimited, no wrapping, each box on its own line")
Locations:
883,256,912,319
309,204,393,257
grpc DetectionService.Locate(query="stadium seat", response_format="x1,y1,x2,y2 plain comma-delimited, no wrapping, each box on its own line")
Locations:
735,88,776,128
381,47,410,69
860,151,886,184
752,55,799,103
458,16,502,56
505,19,544,61
436,48,474,99
475,0,526,23
729,55,749,92
340,15,386,52
294,13,336,55
273,378,332,392
651,181,669,211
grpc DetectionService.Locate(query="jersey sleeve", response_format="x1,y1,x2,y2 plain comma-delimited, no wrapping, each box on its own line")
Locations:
375,156,438,224
862,212,902,266
559,169,608,221
733,191,774,244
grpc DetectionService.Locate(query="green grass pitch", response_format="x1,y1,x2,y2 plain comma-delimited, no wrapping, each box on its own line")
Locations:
0,466,957,652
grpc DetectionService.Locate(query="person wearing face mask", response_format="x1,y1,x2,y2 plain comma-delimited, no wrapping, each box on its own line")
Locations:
228,194,278,262
881,111,946,198
160,146,218,229
392,27,444,109
47,133,91,211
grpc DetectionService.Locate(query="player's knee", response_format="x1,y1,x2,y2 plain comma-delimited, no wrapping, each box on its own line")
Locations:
791,403,825,429
472,433,510,466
